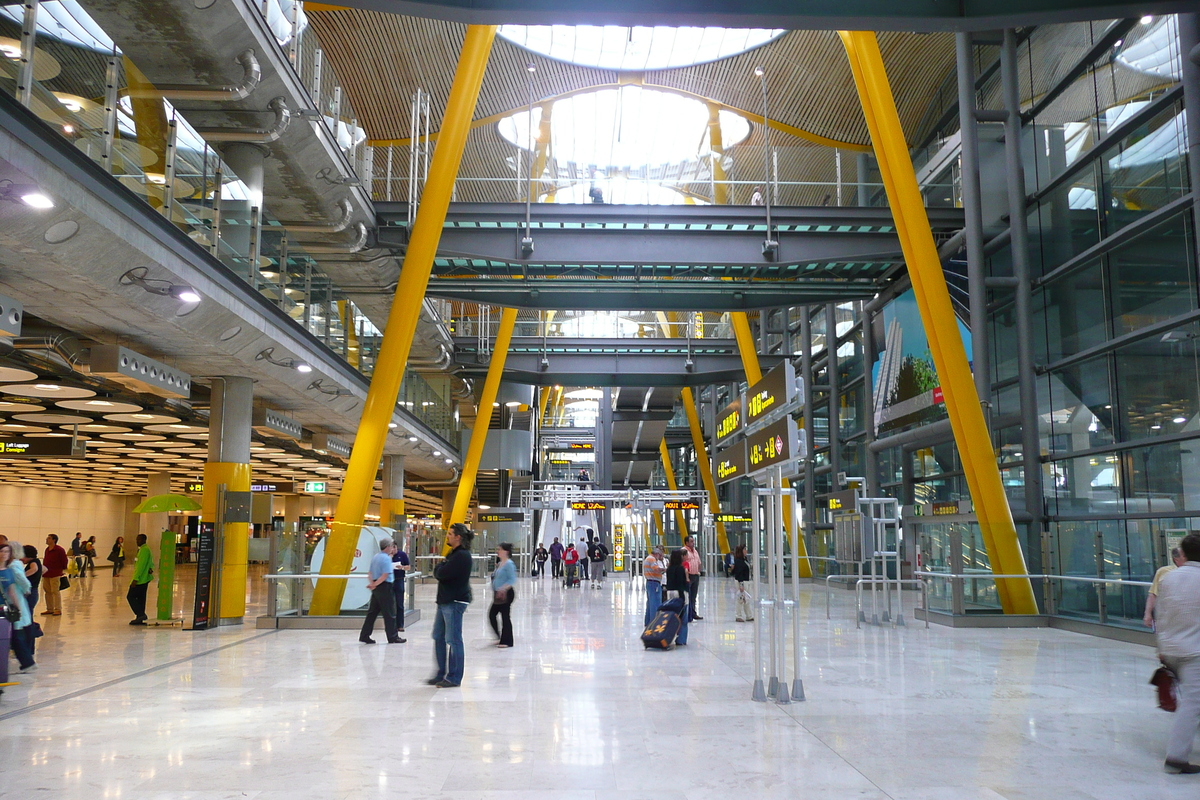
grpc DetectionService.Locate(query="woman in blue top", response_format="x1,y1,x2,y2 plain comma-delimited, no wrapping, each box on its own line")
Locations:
0,540,35,672
488,542,517,648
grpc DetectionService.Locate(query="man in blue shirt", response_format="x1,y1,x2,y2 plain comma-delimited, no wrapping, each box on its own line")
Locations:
359,537,405,645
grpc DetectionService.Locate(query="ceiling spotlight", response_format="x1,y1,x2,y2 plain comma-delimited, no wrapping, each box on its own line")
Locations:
526,63,536,73
1140,14,1153,24
256,347,312,373
120,267,201,305
506,401,521,407
408,436,418,442
0,180,54,209
754,66,764,77
433,450,442,456
307,379,352,397
1174,416,1187,424
1151,424,1162,430
444,458,452,464
388,422,398,428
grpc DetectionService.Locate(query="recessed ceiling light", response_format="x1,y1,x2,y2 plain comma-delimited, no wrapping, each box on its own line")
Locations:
444,458,452,464
408,436,418,442
1140,14,1153,24
1173,417,1186,424
20,193,54,209
1151,424,1162,430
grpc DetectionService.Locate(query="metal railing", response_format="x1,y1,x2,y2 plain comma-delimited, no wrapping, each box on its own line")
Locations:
914,570,1153,625
263,571,423,618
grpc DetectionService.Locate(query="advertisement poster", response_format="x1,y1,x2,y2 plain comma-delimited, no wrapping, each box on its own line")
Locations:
872,289,971,436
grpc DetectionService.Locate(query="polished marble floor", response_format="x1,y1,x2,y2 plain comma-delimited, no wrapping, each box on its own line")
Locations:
1,567,1196,800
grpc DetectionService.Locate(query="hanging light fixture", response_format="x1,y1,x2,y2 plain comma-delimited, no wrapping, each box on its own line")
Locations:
120,267,202,304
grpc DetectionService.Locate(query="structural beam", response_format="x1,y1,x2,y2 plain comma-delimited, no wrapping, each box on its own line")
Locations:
310,24,497,615
451,306,518,524
682,386,730,556
838,29,1036,614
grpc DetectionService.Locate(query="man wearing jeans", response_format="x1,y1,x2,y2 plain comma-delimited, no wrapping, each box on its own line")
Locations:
429,524,474,688
643,545,665,627
684,535,703,621
1156,531,1200,774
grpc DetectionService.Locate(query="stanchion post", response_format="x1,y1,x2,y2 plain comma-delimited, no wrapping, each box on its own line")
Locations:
750,486,767,702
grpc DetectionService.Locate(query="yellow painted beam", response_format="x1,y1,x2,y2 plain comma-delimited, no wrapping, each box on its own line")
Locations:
707,103,730,206
537,386,550,425
451,306,518,525
682,387,730,556
658,439,690,536
838,30,1036,614
310,25,497,615
369,83,870,153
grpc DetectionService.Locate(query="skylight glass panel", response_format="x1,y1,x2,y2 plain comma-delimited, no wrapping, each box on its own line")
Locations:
498,25,785,71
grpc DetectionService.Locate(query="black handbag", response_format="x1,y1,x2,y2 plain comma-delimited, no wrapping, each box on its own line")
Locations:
0,601,19,622
59,576,70,591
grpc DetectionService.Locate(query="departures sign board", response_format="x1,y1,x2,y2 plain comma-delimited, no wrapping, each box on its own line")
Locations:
745,360,796,426
745,416,799,474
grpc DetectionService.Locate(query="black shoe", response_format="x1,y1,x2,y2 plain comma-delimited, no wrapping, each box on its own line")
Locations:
1164,760,1200,774
129,619,146,626
435,680,460,688
360,637,376,644
387,638,406,644
426,677,444,685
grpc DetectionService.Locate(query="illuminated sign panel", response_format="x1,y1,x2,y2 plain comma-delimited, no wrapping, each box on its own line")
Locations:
302,481,327,493
477,511,525,523
0,438,85,458
570,500,606,510
715,396,742,447
745,361,796,426
188,482,295,493
714,441,747,485
663,500,700,510
746,417,798,473
717,514,753,523
568,442,594,451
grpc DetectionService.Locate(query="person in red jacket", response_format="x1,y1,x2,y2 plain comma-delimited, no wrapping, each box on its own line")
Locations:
42,533,68,615
563,543,580,585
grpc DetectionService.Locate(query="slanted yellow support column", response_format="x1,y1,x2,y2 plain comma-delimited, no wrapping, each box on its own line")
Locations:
310,25,497,615
731,313,812,577
658,439,690,536
682,387,730,556
838,30,1036,614
450,306,518,525
707,103,729,205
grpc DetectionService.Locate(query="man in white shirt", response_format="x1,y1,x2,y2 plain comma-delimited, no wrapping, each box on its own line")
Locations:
1156,532,1200,774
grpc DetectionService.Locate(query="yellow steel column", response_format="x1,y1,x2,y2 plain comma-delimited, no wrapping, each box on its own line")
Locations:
658,439,690,536
682,387,730,555
731,313,811,576
311,25,497,614
707,103,729,205
838,31,1036,613
450,306,518,525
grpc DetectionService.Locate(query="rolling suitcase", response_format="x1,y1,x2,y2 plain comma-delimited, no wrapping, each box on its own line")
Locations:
0,618,10,686
641,597,685,649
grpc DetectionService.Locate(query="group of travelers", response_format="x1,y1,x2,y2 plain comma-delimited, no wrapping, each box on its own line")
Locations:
531,530,610,588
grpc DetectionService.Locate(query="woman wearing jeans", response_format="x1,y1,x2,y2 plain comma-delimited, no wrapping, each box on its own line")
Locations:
488,542,516,648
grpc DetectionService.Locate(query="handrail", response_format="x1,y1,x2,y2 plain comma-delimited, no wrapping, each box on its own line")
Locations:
264,571,426,580
915,571,1151,587
854,578,929,629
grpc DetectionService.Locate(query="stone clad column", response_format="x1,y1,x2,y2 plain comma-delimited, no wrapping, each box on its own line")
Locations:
381,455,405,529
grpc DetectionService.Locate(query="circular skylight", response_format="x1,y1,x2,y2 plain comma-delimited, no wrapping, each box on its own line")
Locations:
499,25,785,71
498,86,749,171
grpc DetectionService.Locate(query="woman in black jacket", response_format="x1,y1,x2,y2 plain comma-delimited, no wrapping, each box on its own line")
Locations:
429,524,474,688
733,544,754,622
665,548,690,646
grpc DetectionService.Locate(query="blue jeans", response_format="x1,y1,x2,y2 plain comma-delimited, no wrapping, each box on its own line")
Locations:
644,580,662,627
432,602,467,685
674,591,689,645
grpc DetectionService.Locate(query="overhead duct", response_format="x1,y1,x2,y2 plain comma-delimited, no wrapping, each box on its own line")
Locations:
11,335,84,370
196,96,291,143
89,344,192,398
125,50,261,102
280,197,354,234
408,342,452,370
300,222,369,254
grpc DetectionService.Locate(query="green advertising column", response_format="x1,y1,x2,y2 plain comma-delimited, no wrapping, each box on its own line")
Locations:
156,529,177,621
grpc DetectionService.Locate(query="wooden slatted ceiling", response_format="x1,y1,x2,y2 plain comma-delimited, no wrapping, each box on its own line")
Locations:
306,8,958,150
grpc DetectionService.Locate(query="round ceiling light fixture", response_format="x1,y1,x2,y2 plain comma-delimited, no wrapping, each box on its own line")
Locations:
497,25,785,71
0,366,37,383
56,399,143,413
3,383,95,399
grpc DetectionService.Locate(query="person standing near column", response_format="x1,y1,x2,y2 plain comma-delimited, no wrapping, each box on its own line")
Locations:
488,542,516,648
684,535,703,621
360,537,405,645
643,545,665,627
41,534,67,616
733,544,754,622
126,534,154,625
429,523,473,688
391,537,411,634
1156,532,1200,774
549,537,564,578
